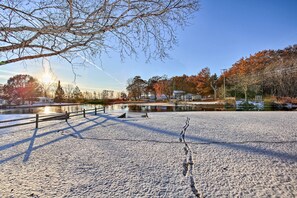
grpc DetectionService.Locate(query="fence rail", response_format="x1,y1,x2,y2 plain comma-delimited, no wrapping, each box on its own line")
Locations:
0,107,105,130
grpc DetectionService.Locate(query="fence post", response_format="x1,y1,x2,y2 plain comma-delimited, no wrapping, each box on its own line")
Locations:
95,107,97,115
103,106,105,113
35,114,39,128
65,111,68,122
83,109,86,117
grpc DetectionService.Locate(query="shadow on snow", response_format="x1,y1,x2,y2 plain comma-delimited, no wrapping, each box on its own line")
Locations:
0,113,296,164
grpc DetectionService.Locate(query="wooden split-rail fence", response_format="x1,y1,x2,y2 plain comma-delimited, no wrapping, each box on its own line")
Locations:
0,107,105,129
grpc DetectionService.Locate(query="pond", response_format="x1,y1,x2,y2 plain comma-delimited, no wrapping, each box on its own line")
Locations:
118,104,225,112
0,103,227,115
0,104,102,114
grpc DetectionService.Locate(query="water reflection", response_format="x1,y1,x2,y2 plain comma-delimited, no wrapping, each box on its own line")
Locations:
0,103,225,115
127,105,219,112
0,104,102,115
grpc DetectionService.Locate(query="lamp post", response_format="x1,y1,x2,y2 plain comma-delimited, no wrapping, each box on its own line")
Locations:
221,69,227,100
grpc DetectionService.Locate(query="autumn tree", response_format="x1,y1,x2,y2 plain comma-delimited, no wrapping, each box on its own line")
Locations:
224,45,297,99
172,75,196,94
0,0,199,66
154,77,173,100
225,57,262,100
193,67,212,97
146,76,163,100
3,74,42,104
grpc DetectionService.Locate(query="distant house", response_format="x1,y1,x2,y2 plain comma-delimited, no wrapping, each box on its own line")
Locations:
34,97,54,104
147,93,156,101
191,94,202,101
173,90,201,101
156,94,168,101
173,90,185,100
0,98,7,105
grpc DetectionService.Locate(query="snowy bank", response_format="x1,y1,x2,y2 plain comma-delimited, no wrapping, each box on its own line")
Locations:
0,112,296,197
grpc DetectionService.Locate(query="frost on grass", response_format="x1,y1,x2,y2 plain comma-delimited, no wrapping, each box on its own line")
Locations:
0,112,296,197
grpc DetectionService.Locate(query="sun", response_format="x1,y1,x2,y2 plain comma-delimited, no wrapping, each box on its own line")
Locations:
41,72,53,84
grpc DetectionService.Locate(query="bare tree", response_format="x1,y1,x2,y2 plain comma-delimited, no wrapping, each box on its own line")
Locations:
63,84,75,100
97,91,102,99
47,82,58,98
228,73,260,101
209,73,218,100
101,90,109,100
0,0,199,66
110,90,115,99
83,90,92,100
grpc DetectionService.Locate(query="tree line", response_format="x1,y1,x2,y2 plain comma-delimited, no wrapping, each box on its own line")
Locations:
0,74,126,105
126,67,220,101
127,45,297,101
225,45,297,100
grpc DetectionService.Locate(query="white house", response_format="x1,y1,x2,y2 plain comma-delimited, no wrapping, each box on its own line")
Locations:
173,90,201,101
0,98,7,105
173,90,185,100
34,97,54,104
156,94,168,100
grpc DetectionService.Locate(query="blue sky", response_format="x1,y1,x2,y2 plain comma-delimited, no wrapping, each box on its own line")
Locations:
1,0,297,92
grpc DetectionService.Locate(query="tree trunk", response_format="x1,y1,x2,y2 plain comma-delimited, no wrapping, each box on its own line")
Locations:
214,90,217,100
244,89,248,101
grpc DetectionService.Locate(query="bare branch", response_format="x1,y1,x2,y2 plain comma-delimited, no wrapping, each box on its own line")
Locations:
1,0,199,66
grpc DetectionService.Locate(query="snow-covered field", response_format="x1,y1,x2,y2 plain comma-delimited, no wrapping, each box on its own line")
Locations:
0,112,296,197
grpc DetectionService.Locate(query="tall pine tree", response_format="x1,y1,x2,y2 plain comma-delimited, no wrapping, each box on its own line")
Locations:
54,81,65,102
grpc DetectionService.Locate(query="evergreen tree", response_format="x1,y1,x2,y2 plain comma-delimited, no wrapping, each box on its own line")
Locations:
54,81,65,102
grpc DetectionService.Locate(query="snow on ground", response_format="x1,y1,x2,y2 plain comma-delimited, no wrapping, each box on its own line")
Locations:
0,114,33,120
0,112,296,197
0,114,36,133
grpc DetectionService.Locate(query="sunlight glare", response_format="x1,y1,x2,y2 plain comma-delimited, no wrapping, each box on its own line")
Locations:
43,106,52,114
41,72,53,84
